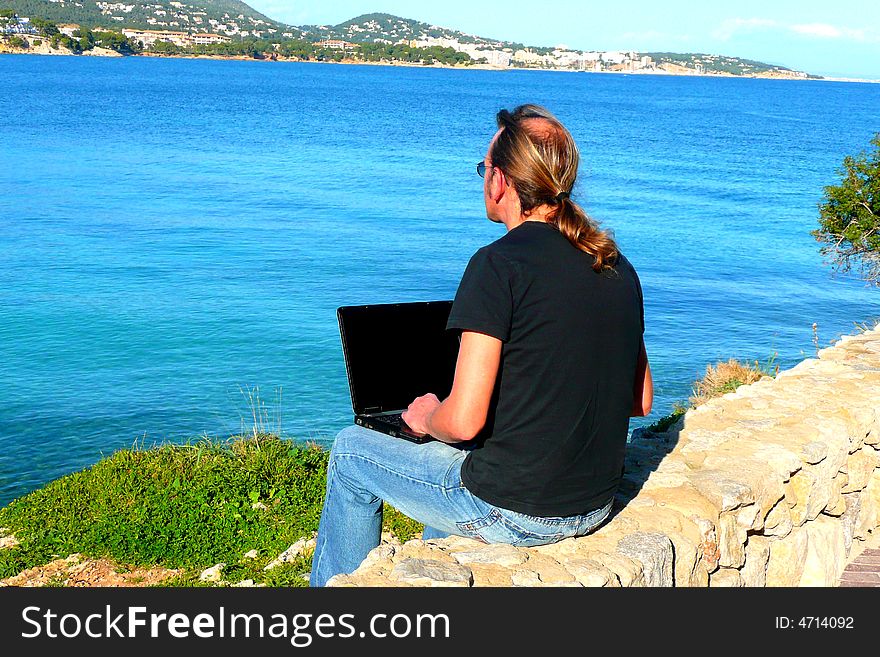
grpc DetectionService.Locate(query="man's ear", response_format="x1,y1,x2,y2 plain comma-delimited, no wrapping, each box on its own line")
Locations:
489,167,507,203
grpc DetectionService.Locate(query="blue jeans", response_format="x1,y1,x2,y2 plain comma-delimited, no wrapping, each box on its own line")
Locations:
310,425,613,587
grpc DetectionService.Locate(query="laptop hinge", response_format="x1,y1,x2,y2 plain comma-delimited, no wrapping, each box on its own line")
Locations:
363,406,382,414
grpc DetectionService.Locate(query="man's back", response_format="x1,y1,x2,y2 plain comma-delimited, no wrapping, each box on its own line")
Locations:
448,220,644,516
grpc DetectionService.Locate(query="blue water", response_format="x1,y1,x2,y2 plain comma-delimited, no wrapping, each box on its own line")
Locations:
1,55,879,506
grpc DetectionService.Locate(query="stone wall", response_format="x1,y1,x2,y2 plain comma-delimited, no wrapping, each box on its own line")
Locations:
329,326,880,587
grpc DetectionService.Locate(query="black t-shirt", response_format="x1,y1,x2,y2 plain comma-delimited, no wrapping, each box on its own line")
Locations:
447,221,644,517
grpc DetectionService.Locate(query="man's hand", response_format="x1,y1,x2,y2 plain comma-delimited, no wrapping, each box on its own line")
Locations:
402,393,442,436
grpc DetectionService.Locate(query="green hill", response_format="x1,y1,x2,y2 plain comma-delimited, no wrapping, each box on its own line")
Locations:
299,12,522,49
0,0,298,37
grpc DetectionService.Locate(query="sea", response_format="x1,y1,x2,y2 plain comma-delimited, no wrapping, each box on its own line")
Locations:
1,55,879,506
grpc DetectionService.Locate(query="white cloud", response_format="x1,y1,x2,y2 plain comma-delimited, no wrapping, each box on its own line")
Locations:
714,17,878,44
789,23,873,41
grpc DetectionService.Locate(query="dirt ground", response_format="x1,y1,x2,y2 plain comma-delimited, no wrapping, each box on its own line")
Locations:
0,554,181,587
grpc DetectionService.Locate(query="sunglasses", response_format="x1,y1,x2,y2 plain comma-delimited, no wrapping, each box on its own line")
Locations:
476,161,489,178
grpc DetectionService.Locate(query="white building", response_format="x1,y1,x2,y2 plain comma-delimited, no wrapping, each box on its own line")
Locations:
191,33,230,45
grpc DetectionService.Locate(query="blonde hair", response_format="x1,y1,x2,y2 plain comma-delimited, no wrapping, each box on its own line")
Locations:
491,104,618,272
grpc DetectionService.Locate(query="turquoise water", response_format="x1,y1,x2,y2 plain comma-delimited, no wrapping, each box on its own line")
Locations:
1,55,879,505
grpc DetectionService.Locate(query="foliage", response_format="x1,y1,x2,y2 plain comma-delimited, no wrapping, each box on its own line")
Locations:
357,42,472,66
0,1,284,34
0,436,423,585
92,29,140,55
642,356,777,435
813,134,880,285
645,402,688,434
689,356,776,407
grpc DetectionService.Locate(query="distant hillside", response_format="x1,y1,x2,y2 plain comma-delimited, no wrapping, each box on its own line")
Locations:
0,3,812,77
299,12,522,49
0,0,299,37
642,52,806,77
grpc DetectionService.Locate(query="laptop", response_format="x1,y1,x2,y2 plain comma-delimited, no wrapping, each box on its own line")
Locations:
337,301,459,443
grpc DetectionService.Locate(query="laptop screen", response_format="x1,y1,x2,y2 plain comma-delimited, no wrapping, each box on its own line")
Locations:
338,301,459,415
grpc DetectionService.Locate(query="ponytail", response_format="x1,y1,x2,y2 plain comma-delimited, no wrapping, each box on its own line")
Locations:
492,105,619,272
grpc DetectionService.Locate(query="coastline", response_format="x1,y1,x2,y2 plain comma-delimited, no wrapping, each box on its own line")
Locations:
4,43,878,82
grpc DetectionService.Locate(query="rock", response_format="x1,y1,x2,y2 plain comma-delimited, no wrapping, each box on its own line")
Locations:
717,513,747,568
361,542,397,569
520,553,577,585
839,492,861,554
629,427,657,442
510,570,542,586
824,478,847,517
563,559,619,587
800,516,847,586
766,528,808,586
242,549,260,560
199,564,225,583
801,441,828,464
741,536,770,587
451,544,527,567
688,470,754,513
616,532,673,587
232,579,257,587
682,518,717,573
855,473,880,539
763,499,793,538
389,559,472,587
709,568,744,587
264,537,317,570
841,448,879,493
0,535,19,550
786,469,833,525
251,502,268,511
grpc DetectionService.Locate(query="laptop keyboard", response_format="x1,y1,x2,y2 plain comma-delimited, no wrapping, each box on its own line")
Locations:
381,413,406,426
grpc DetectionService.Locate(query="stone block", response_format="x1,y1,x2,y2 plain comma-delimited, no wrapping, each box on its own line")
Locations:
709,568,744,587
786,469,833,525
841,447,879,493
450,543,527,568
616,532,674,587
799,516,846,586
766,527,808,586
688,469,754,513
563,559,619,587
389,559,473,587
741,536,771,587
855,473,880,539
717,513,746,568
823,477,847,517
763,499,793,538
840,492,861,554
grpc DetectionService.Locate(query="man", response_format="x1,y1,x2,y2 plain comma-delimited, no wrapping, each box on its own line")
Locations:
310,104,652,587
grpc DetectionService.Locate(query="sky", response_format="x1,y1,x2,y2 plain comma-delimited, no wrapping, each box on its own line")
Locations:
246,1,880,79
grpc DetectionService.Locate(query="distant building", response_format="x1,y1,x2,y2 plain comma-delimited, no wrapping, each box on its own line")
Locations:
122,29,191,48
1,15,38,35
317,39,353,50
191,33,229,45
58,24,81,38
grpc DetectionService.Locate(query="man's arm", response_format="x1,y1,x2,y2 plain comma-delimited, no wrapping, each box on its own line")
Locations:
402,331,501,443
631,338,653,417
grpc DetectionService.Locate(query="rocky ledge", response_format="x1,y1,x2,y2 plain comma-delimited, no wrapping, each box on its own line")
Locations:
330,326,880,587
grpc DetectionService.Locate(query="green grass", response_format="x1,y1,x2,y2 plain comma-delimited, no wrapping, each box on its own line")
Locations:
0,435,423,586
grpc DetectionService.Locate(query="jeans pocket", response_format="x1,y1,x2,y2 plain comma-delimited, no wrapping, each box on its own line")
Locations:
455,508,502,544
495,512,566,547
